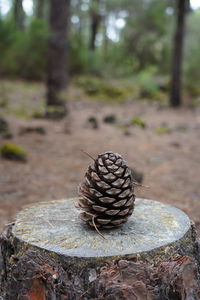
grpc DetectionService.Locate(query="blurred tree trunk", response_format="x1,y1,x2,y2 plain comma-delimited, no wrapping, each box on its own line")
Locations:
46,0,70,119
170,0,188,107
35,0,45,19
77,0,83,48
78,0,83,35
13,0,25,30
103,21,108,60
89,0,101,51
102,3,108,61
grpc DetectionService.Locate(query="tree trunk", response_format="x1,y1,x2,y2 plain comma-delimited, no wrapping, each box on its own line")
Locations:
170,0,188,107
89,0,101,51
1,198,200,299
76,0,83,49
35,0,45,19
13,0,25,30
103,10,109,61
46,0,70,119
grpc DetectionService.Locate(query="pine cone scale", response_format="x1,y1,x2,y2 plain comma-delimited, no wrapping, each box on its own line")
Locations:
118,189,131,198
118,208,130,216
112,199,127,207
102,173,116,181
125,197,134,206
99,197,116,203
112,178,124,186
96,218,111,225
105,209,120,216
92,205,107,212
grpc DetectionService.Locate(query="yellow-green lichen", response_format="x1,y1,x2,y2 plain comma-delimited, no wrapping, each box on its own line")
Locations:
0,142,27,161
131,116,146,128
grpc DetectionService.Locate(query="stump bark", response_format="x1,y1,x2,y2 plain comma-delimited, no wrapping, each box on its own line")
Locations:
0,198,200,300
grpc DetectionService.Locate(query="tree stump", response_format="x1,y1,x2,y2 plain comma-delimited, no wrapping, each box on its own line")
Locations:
0,198,200,300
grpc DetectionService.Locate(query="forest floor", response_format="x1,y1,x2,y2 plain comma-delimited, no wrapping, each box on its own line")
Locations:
0,80,200,236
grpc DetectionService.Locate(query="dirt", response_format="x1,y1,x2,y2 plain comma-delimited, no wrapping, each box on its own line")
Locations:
0,80,200,236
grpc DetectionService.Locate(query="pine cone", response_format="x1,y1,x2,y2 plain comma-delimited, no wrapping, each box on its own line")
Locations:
76,151,135,229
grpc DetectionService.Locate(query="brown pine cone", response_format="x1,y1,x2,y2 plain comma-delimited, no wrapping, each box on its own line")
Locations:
76,151,135,229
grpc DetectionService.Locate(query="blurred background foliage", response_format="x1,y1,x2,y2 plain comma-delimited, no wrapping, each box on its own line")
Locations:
0,18,48,79
0,0,199,102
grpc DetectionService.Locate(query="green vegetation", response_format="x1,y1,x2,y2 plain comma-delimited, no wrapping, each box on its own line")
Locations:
156,124,171,134
0,142,27,161
74,73,170,104
184,10,200,96
8,105,30,119
0,19,48,79
32,109,44,119
137,68,160,99
75,76,128,102
45,105,67,119
131,116,146,128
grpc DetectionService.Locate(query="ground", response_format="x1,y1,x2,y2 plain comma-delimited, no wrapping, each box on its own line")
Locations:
0,80,200,236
